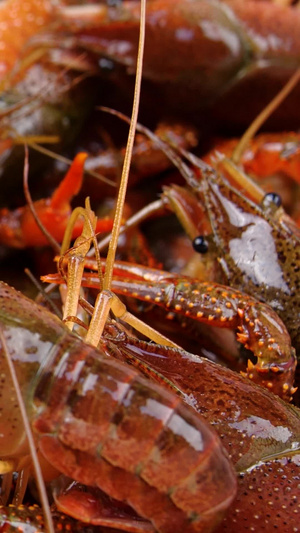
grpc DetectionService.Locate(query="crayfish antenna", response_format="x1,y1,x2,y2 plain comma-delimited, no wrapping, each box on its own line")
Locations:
59,0,147,347
100,106,203,189
232,67,300,165
101,2,146,294
218,67,300,204
84,0,147,347
92,198,165,256
23,145,61,253
58,0,181,351
0,329,55,533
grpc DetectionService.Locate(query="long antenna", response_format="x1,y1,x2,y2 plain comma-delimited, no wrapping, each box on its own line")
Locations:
0,330,54,533
103,0,146,291
232,67,300,164
84,0,147,347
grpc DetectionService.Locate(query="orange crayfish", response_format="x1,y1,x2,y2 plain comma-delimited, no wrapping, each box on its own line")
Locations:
48,116,300,403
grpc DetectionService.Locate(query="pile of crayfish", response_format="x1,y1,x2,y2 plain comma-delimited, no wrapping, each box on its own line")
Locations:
0,1,299,532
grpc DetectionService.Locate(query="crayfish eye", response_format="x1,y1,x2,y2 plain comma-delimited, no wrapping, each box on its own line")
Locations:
262,192,282,209
192,236,209,254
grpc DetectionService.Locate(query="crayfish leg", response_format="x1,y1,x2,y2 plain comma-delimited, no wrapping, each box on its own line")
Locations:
42,260,297,401
59,198,100,332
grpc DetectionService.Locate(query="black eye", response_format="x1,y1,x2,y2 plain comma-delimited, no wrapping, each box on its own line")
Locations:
262,192,282,209
192,236,209,254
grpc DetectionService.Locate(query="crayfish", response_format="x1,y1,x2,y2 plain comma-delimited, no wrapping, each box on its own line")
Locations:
39,99,300,533
0,0,299,532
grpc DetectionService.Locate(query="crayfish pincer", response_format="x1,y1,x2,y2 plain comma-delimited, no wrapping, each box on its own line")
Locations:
0,281,236,533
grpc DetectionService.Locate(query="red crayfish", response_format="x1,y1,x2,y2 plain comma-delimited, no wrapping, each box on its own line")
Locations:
0,1,299,532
